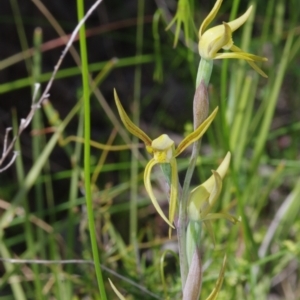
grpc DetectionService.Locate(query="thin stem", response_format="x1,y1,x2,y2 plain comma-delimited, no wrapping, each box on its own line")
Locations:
31,26,45,300
130,0,145,267
196,58,213,87
77,0,107,298
179,57,213,288
178,140,201,286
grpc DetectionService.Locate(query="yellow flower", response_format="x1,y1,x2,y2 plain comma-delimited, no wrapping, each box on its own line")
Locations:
188,152,240,243
114,89,218,232
198,0,268,77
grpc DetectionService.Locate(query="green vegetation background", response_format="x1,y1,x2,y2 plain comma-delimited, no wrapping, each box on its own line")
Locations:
0,0,299,299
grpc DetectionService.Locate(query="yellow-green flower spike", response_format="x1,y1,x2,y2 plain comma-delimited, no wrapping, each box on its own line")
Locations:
114,89,152,146
198,0,268,77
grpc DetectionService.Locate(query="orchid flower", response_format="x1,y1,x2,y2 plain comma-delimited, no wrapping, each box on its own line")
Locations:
188,152,240,244
114,89,218,232
198,0,268,77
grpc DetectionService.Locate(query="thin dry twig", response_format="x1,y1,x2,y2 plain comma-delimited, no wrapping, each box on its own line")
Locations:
0,0,103,172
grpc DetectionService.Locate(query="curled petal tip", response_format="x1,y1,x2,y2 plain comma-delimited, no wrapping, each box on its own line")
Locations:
227,6,252,33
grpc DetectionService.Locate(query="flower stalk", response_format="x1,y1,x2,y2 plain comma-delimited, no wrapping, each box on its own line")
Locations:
111,0,267,298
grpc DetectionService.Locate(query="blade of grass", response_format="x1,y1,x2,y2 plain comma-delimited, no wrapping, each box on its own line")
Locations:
220,0,241,148
250,16,298,172
9,0,31,74
76,0,107,298
0,100,81,231
130,0,145,269
30,26,45,300
0,55,154,94
259,178,300,259
65,104,84,298
0,242,26,300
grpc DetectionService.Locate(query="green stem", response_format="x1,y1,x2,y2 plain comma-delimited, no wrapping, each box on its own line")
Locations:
178,140,201,286
30,26,45,300
196,58,213,87
130,0,144,267
179,57,213,288
186,220,202,266
77,1,107,298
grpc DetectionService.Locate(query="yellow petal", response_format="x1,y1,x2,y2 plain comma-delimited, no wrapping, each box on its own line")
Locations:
151,134,175,163
197,171,222,219
227,6,252,33
217,22,233,50
230,45,268,61
247,61,268,78
168,158,178,237
144,158,175,228
175,107,218,157
207,170,222,207
214,52,255,61
188,153,230,221
199,0,223,37
152,134,174,150
188,186,210,221
200,22,232,58
114,89,152,146
214,53,268,77
201,152,231,193
205,255,227,300
230,45,268,78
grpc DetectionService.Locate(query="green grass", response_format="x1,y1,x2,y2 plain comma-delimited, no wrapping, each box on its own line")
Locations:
0,0,299,299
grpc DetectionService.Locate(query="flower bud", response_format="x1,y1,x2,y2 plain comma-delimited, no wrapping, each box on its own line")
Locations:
183,248,202,300
193,80,209,130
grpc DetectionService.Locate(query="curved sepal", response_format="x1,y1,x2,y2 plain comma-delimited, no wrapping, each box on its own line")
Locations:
226,6,252,32
188,185,210,221
200,151,231,193
175,107,218,157
114,89,152,146
144,158,175,228
199,0,223,37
